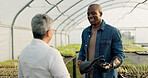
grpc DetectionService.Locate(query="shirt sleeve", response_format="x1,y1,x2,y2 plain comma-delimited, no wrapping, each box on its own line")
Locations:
78,30,86,61
48,50,70,78
112,29,125,64
18,60,24,78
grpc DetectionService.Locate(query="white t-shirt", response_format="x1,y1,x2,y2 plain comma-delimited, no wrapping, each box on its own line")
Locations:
18,39,70,78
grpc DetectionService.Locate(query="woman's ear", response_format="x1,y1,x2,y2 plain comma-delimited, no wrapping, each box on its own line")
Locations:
47,30,51,37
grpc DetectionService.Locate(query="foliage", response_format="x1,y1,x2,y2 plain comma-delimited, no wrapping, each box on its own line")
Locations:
1,43,148,77
118,64,148,77
124,44,148,52
0,60,18,67
0,60,18,77
118,56,148,78
66,59,81,78
0,59,82,77
55,44,81,56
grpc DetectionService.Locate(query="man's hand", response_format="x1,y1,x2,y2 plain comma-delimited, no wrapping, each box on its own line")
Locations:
95,62,113,72
78,55,104,74
94,57,121,72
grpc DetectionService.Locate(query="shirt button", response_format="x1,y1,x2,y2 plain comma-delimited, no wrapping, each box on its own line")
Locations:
85,45,87,46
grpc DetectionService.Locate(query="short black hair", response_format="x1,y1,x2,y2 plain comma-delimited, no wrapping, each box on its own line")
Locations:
88,4,102,13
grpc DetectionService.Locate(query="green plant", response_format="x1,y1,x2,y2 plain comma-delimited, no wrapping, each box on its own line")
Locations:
66,58,81,78
56,44,81,56
118,64,148,78
124,45,148,52
0,60,18,67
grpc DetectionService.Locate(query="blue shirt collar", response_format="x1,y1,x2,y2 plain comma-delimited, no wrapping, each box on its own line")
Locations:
99,20,105,30
87,19,106,33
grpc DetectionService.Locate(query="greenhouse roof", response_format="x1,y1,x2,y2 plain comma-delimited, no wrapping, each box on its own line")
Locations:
1,0,148,32
1,0,148,60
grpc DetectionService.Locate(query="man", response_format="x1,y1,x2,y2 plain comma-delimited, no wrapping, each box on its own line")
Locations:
18,14,70,78
77,4,125,78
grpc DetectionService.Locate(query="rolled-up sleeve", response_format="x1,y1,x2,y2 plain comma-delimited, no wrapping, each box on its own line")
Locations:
112,29,125,63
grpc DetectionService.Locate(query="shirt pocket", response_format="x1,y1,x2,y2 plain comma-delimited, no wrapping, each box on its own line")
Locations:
99,39,111,45
99,39,111,57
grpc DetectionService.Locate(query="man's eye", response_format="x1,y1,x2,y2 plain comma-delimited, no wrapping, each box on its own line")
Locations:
92,12,95,15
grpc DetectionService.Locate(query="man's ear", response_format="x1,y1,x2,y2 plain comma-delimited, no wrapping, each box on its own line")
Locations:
100,12,102,17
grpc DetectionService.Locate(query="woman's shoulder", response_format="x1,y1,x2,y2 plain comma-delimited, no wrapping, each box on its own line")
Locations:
46,47,61,55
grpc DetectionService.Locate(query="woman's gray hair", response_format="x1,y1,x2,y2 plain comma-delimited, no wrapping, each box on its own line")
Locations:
31,14,53,39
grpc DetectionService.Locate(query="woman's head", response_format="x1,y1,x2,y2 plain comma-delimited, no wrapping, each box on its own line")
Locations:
31,14,53,39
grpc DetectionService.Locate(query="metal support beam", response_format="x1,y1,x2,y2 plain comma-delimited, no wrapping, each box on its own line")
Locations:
11,0,34,59
61,11,86,32
54,0,83,21
66,16,85,32
55,0,99,46
62,0,148,33
56,0,100,32
45,0,63,14
54,0,83,46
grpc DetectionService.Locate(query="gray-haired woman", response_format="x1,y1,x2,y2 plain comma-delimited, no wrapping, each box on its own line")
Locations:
18,14,70,78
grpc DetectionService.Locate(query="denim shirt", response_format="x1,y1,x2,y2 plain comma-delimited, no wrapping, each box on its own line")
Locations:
78,20,124,78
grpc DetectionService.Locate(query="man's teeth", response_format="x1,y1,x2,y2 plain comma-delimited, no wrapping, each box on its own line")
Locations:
90,18,94,20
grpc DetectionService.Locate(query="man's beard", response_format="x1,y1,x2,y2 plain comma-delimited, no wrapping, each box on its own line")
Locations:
91,22,100,27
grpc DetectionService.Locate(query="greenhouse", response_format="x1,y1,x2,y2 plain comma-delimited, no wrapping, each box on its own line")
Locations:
0,0,148,78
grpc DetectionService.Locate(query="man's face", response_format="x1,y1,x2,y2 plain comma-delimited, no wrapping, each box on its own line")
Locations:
87,6,102,26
